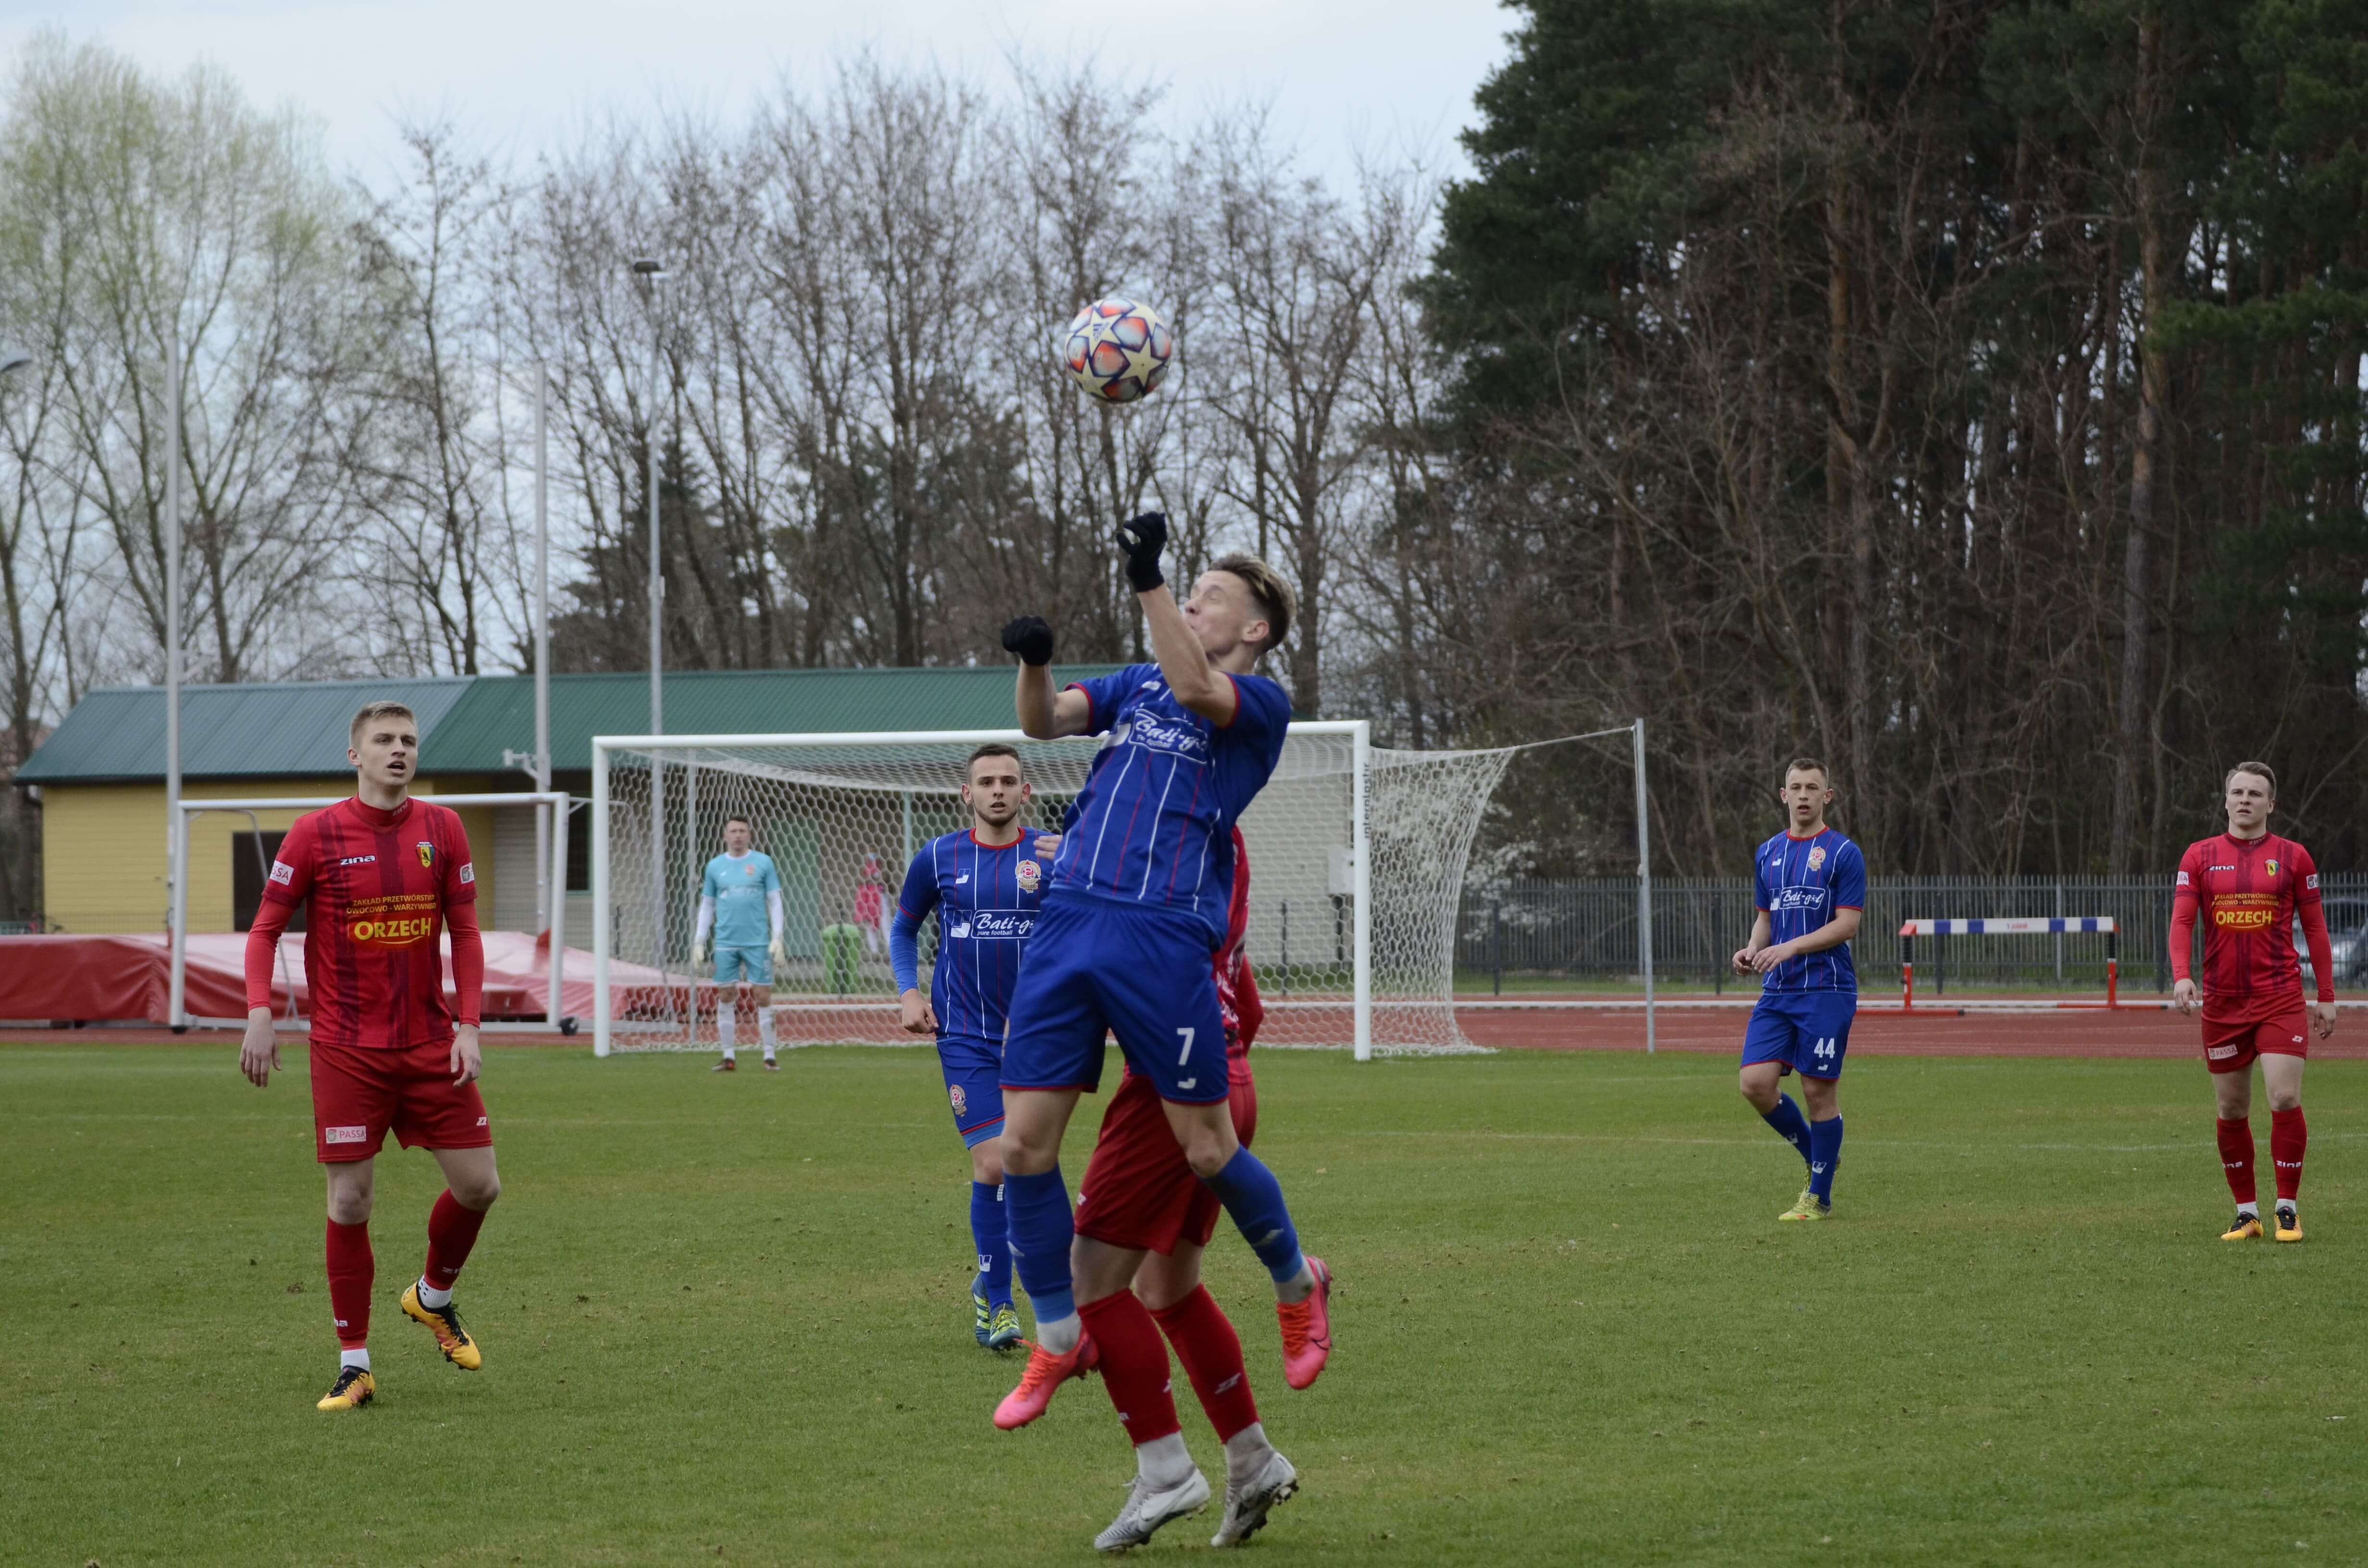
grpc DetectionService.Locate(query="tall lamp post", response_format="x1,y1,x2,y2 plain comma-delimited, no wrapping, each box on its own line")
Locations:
628,257,670,986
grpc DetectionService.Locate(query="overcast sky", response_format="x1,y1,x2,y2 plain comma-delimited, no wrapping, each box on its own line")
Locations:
8,1,1517,189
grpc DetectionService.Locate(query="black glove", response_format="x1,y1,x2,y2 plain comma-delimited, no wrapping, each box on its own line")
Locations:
1000,615,1055,667
1114,512,1168,593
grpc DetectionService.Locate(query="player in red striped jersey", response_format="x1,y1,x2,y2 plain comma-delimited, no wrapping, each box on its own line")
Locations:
238,701,498,1410
2169,760,2338,1244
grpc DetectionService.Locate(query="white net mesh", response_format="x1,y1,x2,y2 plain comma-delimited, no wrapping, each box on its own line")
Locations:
595,728,1513,1054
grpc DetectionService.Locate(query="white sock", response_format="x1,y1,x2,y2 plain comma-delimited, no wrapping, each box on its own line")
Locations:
1273,1261,1315,1304
2237,1200,2259,1217
758,1007,776,1055
718,1003,737,1050
1224,1422,1275,1484
415,1277,453,1310
340,1348,370,1371
1035,1311,1082,1356
2278,1200,2297,1215
1135,1431,1196,1489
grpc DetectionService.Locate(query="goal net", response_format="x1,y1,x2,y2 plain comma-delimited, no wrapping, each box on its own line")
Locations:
591,724,1515,1057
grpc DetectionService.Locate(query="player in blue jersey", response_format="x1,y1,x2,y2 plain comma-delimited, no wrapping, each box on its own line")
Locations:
990,516,1331,1548
889,742,1045,1351
691,816,788,1072
1731,758,1866,1221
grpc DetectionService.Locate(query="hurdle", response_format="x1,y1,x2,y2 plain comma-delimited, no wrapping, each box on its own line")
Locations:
1899,917,2119,1011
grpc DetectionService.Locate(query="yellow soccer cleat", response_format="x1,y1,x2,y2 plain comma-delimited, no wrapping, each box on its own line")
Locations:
401,1282,483,1370
2274,1205,2303,1244
2220,1212,2263,1242
317,1365,375,1411
1778,1188,1831,1222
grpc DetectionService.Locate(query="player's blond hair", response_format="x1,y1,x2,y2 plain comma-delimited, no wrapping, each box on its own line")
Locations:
349,700,418,745
1780,757,1830,786
1209,553,1294,658
2224,760,2276,798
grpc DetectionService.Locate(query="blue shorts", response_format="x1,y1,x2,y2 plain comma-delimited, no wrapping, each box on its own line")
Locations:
1000,898,1229,1106
1742,990,1856,1079
714,944,772,987
939,1036,1005,1148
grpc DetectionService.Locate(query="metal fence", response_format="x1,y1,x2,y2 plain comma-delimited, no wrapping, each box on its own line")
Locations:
1456,875,2368,994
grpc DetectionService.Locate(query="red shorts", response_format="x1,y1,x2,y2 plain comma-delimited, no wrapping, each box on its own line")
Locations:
1074,1068,1257,1255
2200,1010,2309,1075
308,1035,492,1163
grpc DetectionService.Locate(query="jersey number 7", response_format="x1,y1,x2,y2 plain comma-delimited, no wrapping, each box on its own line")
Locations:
1176,1027,1195,1065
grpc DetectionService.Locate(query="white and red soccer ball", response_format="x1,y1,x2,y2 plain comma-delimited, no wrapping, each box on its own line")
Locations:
1060,297,1174,404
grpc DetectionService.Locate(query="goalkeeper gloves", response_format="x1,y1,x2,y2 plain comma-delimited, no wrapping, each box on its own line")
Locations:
1000,615,1055,667
692,935,711,967
1114,512,1168,593
769,935,789,973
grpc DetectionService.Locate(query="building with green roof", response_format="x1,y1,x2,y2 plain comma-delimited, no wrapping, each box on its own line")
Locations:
18,666,1115,934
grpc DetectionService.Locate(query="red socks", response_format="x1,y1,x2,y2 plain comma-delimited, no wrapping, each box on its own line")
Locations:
2271,1107,2307,1203
422,1189,490,1292
2215,1118,2257,1205
1150,1285,1260,1443
324,1219,374,1349
1076,1291,1182,1446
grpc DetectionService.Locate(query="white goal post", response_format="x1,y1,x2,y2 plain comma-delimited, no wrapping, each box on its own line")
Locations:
589,724,1519,1060
170,792,573,1032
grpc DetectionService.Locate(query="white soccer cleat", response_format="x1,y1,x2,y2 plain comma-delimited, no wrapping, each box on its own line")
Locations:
1094,1467,1210,1553
1211,1446,1299,1547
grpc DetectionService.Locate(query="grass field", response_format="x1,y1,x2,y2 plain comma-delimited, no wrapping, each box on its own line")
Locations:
5,1040,2364,1566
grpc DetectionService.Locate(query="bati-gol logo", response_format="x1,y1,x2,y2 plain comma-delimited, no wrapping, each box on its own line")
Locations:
2264,858,2280,876
1016,859,1041,893
1807,845,1827,871
416,841,434,869
948,1083,968,1117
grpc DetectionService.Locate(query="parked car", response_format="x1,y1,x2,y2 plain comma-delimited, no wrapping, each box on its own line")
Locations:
2298,896,2368,988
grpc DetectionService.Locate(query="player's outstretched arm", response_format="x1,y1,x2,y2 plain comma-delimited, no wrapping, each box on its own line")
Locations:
1005,615,1091,737
1117,513,1237,725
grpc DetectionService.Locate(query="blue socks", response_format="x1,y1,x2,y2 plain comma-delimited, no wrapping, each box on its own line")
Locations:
1204,1146,1306,1284
1003,1165,1075,1325
1808,1115,1843,1204
970,1181,1011,1306
1761,1093,1813,1164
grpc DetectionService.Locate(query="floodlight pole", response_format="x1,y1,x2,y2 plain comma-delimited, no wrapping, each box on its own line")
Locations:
1634,717,1654,1054
165,344,186,1030
631,258,669,997
534,360,559,1025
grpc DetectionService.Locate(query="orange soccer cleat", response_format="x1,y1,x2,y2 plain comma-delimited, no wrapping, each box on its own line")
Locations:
992,1332,1099,1430
1276,1256,1333,1391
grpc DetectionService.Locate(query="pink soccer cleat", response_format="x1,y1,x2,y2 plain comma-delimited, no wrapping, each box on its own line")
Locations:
1276,1256,1332,1391
991,1332,1099,1430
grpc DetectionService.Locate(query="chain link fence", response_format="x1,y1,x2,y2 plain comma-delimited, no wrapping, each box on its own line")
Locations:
1456,875,2368,995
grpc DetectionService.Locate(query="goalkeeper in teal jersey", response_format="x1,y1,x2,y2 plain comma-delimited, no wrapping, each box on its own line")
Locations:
692,816,788,1071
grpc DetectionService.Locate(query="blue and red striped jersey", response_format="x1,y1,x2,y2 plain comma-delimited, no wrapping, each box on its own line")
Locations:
1053,662,1291,943
890,829,1047,1044
1751,827,1866,993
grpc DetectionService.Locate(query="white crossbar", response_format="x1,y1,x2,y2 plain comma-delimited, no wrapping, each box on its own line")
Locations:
1898,917,2117,936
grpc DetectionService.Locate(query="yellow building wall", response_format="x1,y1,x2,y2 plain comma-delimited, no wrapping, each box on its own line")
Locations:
40,776,501,935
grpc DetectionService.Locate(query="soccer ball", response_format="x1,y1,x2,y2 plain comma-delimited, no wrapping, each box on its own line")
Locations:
1060,298,1174,404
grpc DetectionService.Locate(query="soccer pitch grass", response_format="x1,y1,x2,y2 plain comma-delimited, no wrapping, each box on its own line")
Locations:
5,1044,2363,1566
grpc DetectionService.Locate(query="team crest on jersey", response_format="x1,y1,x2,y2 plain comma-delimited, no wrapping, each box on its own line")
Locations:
416,841,434,868
1016,859,1041,892
1807,845,1827,871
2264,858,2279,876
949,1083,968,1117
